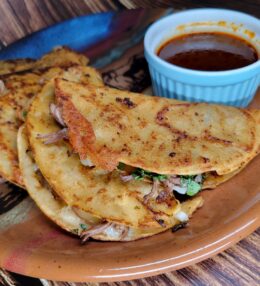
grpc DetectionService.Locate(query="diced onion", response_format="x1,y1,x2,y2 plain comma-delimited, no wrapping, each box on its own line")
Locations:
172,185,187,194
195,174,202,183
80,158,95,167
175,211,189,222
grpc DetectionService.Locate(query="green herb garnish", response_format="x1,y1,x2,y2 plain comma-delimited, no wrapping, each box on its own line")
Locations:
155,174,168,181
117,162,126,170
131,168,168,181
80,223,87,230
181,175,202,196
22,111,27,118
186,180,201,196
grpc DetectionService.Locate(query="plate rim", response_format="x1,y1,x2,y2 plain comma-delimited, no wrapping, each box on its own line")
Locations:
1,204,258,282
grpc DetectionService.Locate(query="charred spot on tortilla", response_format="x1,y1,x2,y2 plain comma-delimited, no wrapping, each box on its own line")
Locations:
155,218,166,227
169,152,176,157
156,107,169,122
172,222,187,232
0,58,36,76
115,97,136,109
202,157,210,163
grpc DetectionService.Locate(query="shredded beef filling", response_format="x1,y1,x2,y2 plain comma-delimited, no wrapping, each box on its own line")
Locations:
50,103,66,127
117,163,205,202
37,128,68,144
143,179,159,204
80,222,113,244
37,104,68,144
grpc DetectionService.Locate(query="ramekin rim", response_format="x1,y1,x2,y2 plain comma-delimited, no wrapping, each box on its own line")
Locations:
144,8,260,78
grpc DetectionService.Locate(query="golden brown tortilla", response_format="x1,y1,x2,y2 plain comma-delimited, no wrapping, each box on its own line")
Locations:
27,79,204,229
18,124,203,241
33,46,89,70
0,65,102,187
0,47,90,186
55,80,260,176
0,46,88,77
0,59,36,76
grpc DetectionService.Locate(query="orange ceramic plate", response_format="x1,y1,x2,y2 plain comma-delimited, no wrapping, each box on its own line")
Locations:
0,10,259,282
0,91,259,282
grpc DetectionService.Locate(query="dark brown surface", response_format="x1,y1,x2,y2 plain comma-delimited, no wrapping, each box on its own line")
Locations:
0,1,259,285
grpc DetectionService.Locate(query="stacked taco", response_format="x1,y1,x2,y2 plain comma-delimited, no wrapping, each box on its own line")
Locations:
0,47,89,187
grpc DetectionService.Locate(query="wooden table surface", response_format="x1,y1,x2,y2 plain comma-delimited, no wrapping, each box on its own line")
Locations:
0,1,259,285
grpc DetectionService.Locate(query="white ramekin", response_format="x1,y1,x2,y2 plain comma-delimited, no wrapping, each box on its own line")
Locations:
144,8,260,107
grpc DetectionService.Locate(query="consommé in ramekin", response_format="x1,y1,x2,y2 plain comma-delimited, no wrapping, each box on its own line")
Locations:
144,8,260,107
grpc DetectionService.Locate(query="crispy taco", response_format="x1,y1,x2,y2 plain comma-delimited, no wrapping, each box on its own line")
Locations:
0,59,36,76
0,47,92,187
18,124,203,242
0,46,88,77
25,79,259,238
26,78,204,233
53,80,260,194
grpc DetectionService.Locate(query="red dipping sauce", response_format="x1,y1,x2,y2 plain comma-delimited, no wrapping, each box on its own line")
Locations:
157,32,258,71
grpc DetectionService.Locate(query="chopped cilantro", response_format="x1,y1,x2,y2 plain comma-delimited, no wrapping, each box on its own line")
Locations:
186,180,201,196
155,174,168,181
118,163,168,181
117,162,126,170
132,173,143,180
22,111,27,118
80,223,87,230
180,175,202,196
118,162,203,197
132,168,168,181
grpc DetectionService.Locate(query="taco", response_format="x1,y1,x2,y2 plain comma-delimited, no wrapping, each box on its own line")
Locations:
0,47,96,187
18,125,203,242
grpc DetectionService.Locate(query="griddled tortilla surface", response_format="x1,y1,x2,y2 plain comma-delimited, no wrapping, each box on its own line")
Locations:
18,124,203,241
33,47,89,70
0,46,88,76
0,47,91,186
27,80,193,229
55,81,260,176
0,66,95,186
0,59,36,76
0,97,24,185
